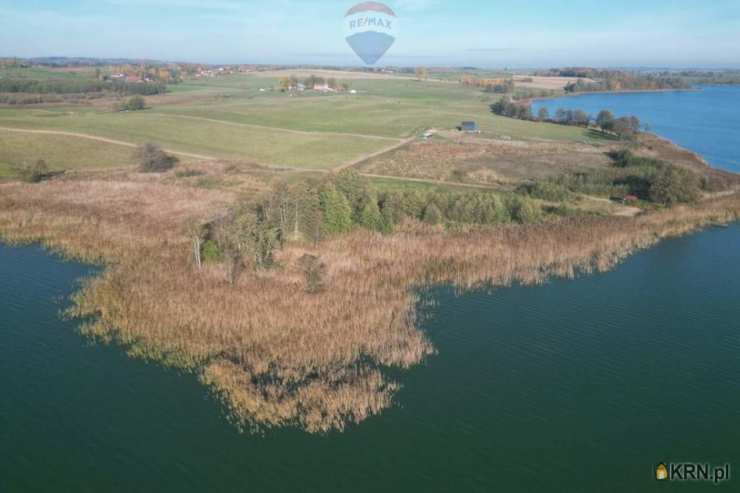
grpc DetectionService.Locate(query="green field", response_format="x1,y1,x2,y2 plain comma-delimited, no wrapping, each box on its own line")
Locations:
0,131,139,177
0,72,602,173
0,66,93,80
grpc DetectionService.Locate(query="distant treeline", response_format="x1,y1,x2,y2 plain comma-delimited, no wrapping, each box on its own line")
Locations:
564,76,688,93
536,67,690,93
0,93,107,105
0,78,166,96
676,70,740,85
460,75,515,94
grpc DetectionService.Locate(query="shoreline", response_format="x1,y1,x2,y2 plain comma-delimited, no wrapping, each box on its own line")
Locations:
2,173,739,433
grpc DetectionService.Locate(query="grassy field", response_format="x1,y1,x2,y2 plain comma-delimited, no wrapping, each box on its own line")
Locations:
0,130,139,177
159,75,598,141
0,66,93,80
0,71,604,174
0,109,392,169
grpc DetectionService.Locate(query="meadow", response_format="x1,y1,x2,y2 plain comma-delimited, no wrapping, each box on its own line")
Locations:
0,130,138,175
0,71,600,175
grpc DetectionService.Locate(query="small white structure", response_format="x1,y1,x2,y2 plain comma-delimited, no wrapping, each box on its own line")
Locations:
314,82,335,93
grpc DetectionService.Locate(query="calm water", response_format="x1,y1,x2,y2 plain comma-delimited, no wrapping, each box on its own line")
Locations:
532,85,740,173
2,226,740,492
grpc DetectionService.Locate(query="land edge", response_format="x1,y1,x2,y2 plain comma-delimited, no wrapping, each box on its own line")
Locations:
1,182,739,433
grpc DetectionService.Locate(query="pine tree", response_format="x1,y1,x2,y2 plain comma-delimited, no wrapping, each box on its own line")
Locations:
359,197,384,231
320,186,353,234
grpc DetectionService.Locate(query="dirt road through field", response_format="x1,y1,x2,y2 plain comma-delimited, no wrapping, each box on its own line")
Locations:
0,127,216,161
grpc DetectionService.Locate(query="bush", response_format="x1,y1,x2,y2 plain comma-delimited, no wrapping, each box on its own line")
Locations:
609,149,661,169
201,240,223,263
508,196,542,224
136,143,178,173
298,254,327,294
649,166,702,206
175,168,205,178
422,203,443,225
525,182,571,202
118,95,146,111
18,159,50,183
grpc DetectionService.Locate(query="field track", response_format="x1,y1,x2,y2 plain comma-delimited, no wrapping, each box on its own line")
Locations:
0,127,216,161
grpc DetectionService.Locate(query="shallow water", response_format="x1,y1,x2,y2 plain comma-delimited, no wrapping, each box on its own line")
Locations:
532,85,740,173
2,225,740,492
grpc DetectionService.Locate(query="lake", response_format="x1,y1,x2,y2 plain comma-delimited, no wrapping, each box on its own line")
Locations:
2,224,740,492
532,85,740,173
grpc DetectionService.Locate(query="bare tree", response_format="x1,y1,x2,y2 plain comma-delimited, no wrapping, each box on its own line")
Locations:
186,220,205,271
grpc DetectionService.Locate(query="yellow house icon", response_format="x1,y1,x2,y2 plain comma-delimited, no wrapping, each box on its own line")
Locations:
656,463,669,481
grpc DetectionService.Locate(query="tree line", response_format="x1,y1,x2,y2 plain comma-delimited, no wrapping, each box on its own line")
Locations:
490,99,642,139
546,150,703,206
535,68,690,92
0,78,167,95
193,171,543,283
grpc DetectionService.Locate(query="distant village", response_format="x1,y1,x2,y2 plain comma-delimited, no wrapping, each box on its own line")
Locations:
0,57,403,87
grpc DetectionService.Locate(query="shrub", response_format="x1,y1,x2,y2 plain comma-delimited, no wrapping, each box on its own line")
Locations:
649,166,702,206
422,203,443,225
175,168,205,178
135,143,178,173
508,195,542,224
18,159,50,183
298,254,327,294
525,182,571,202
201,240,223,263
118,95,146,111
609,149,661,169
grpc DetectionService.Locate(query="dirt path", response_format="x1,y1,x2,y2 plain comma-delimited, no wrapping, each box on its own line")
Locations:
151,113,403,142
338,136,417,171
578,194,642,217
358,173,500,190
0,127,216,161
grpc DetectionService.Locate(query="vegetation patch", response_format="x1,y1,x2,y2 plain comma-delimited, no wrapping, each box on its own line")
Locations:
1,171,738,433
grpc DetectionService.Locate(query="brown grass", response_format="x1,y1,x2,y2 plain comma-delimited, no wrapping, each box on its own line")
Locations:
513,75,597,91
358,135,616,185
1,173,739,433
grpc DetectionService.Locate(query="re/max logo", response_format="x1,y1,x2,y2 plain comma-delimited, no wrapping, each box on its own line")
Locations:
657,463,731,484
348,17,393,30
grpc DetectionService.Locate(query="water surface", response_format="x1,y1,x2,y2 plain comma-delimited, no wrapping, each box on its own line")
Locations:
532,85,740,172
2,226,740,492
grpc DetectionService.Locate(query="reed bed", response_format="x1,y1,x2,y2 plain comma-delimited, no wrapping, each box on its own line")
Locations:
1,176,739,432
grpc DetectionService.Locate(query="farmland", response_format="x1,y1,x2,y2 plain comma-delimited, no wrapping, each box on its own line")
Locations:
0,69,602,176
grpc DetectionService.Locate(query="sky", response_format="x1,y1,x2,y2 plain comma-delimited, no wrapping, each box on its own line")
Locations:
1,0,739,68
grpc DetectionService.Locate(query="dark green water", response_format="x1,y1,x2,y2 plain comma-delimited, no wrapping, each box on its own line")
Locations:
2,226,740,492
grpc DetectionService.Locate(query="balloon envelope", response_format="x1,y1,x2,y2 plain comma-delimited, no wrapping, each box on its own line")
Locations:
344,2,397,65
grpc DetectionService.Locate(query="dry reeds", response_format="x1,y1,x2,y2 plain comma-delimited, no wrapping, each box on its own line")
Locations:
1,176,739,432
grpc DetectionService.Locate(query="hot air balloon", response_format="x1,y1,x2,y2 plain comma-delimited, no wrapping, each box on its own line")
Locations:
344,2,397,65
